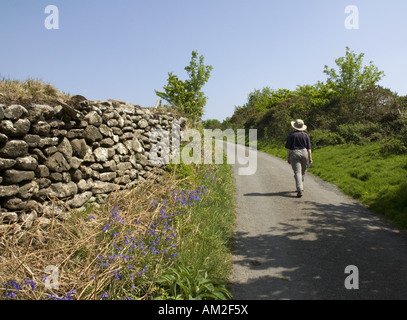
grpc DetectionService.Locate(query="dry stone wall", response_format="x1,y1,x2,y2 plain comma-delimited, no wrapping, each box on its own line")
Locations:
0,99,184,226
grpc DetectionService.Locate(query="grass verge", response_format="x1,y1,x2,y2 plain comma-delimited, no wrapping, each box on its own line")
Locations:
0,162,235,300
256,139,407,230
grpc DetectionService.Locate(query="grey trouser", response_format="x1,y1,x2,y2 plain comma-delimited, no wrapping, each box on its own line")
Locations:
290,149,309,193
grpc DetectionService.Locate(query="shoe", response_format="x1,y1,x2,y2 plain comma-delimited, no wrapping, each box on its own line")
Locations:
297,191,303,198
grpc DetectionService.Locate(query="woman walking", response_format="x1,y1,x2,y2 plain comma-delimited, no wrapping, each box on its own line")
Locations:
285,119,313,198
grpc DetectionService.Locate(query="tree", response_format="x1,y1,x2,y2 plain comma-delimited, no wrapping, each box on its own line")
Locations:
244,87,293,113
323,47,385,97
295,82,333,110
155,51,213,124
202,119,222,130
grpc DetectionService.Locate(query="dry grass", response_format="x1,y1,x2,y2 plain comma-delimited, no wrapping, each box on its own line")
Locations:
0,77,70,106
0,170,185,300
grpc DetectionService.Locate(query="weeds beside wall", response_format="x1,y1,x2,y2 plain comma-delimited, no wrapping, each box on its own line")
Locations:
0,161,235,300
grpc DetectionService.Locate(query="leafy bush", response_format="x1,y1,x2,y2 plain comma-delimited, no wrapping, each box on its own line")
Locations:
310,129,345,148
337,122,382,144
379,138,407,155
400,122,407,146
369,132,383,142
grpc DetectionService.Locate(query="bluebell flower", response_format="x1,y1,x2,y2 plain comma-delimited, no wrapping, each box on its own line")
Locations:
7,292,16,299
47,289,75,300
102,223,111,233
24,278,36,291
138,265,148,275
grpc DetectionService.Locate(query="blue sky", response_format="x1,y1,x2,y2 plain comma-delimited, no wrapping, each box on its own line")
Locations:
1,0,406,121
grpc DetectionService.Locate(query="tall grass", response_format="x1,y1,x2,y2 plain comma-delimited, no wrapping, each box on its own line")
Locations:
0,77,70,105
154,162,235,299
1,177,178,300
169,163,235,280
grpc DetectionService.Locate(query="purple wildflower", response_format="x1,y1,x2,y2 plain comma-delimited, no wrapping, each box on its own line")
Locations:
24,278,36,291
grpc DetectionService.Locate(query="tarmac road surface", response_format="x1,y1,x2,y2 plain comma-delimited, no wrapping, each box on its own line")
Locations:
226,142,407,300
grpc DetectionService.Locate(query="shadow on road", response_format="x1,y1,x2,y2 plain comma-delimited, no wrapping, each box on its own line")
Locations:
231,200,407,300
244,191,298,198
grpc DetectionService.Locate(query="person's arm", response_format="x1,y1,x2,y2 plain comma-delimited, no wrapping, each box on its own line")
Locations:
285,134,292,164
306,133,312,164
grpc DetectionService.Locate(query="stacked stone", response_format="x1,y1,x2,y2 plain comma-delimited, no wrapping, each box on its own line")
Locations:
0,100,182,226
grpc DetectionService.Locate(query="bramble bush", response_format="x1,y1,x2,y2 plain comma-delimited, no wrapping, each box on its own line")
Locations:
337,122,383,145
379,137,407,155
310,129,345,149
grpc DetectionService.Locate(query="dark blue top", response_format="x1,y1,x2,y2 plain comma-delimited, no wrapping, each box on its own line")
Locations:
285,131,312,150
